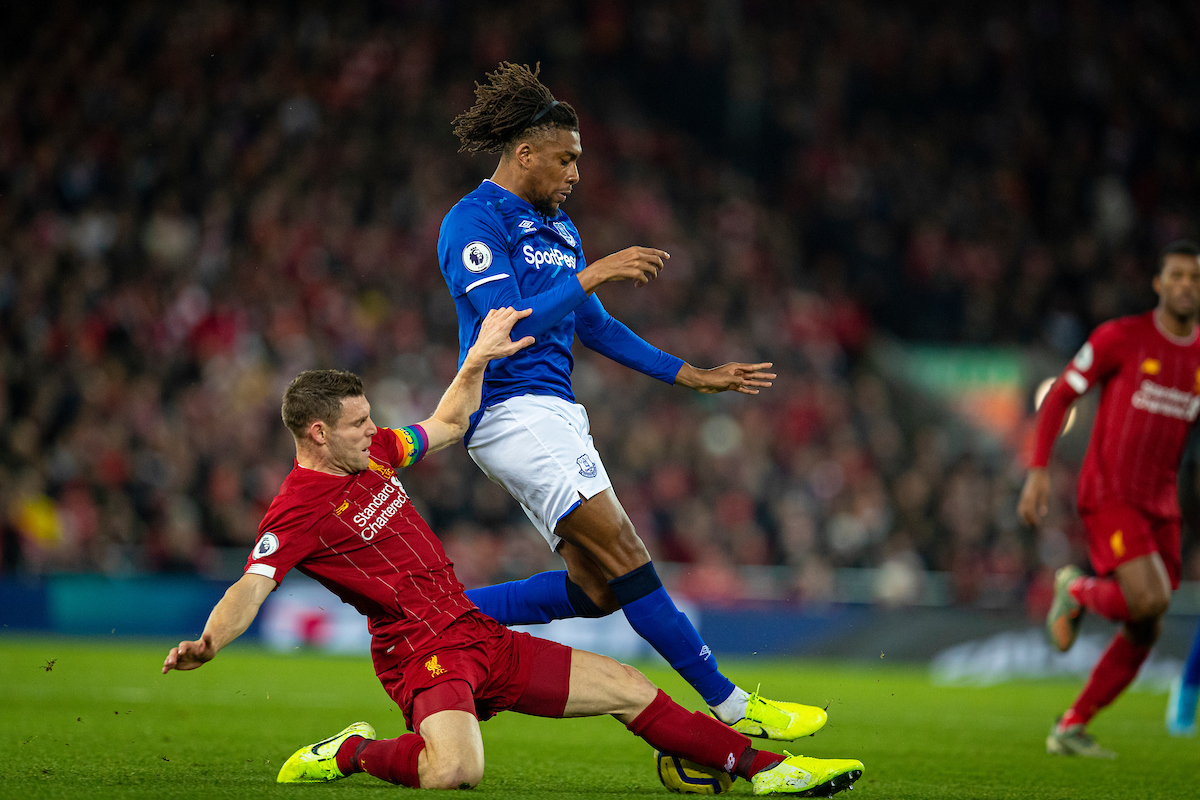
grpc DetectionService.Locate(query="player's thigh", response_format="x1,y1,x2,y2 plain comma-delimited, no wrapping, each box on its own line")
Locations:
1114,552,1172,620
561,648,657,723
417,709,485,790
556,488,651,578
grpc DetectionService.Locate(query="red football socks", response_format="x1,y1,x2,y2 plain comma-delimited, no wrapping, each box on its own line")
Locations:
626,689,785,779
1069,576,1129,621
335,733,426,787
1061,631,1151,729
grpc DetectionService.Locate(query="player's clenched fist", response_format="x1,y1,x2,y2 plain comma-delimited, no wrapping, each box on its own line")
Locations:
579,246,670,291
1017,468,1050,527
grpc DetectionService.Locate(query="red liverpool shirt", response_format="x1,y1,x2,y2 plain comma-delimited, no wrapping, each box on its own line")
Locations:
1034,311,1200,518
244,425,475,674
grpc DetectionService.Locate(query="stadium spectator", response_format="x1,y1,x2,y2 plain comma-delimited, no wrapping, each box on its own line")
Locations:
0,1,1197,609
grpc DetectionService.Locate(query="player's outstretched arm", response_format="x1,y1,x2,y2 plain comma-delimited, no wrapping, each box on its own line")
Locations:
421,307,534,452
162,573,275,674
674,362,777,395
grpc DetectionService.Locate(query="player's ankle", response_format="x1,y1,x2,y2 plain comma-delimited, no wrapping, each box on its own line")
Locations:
1059,709,1087,732
336,735,367,775
710,687,750,724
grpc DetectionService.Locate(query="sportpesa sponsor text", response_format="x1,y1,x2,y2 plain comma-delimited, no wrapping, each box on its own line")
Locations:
523,243,576,270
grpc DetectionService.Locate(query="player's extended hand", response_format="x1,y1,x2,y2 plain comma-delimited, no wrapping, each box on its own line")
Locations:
472,307,536,362
1017,468,1051,527
162,632,217,674
675,362,776,395
578,247,670,291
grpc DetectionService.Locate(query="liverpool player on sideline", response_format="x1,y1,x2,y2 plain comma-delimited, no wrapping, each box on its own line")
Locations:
1020,240,1200,757
435,61,821,741
161,308,864,795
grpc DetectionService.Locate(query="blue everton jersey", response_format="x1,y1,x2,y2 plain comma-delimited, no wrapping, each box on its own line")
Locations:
438,180,684,442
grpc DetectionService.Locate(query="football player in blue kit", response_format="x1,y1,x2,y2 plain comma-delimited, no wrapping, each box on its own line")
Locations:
435,62,824,741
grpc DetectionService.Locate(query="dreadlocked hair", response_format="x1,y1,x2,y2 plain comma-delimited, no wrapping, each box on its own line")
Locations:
452,62,578,154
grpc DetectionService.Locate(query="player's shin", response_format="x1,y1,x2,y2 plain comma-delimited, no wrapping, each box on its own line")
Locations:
628,689,779,778
342,734,426,787
609,563,736,707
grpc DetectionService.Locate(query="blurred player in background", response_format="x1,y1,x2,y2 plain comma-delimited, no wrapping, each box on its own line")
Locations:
1019,240,1200,756
1166,425,1200,736
161,308,864,795
434,62,820,741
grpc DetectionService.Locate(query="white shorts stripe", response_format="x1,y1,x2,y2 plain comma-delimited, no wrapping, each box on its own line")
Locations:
468,395,611,550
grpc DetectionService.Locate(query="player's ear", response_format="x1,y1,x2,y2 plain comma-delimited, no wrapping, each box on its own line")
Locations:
513,140,534,168
1153,273,1162,296
308,419,326,445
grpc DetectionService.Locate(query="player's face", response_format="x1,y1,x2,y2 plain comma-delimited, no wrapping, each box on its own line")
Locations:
1155,254,1200,320
526,128,581,216
325,395,377,475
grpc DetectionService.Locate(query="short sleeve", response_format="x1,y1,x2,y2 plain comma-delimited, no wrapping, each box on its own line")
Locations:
439,203,513,298
1060,321,1124,395
244,508,317,584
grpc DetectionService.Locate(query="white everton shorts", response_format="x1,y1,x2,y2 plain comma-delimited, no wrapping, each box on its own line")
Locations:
467,394,612,551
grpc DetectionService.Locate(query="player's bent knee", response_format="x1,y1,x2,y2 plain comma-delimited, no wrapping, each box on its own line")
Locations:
423,757,484,790
1127,587,1170,621
620,663,659,706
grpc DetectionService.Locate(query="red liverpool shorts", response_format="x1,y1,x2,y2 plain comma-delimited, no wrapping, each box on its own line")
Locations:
1081,505,1181,589
375,610,572,732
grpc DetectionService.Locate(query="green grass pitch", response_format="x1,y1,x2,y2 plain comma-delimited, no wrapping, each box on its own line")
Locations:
1,635,1196,798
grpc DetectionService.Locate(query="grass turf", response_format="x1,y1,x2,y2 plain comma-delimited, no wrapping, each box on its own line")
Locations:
1,635,1196,798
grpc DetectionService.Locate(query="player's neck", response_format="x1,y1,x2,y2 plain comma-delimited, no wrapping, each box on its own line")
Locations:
488,164,534,208
1154,306,1198,340
295,448,350,476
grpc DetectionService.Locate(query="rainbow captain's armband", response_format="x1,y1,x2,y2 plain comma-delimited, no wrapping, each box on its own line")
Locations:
391,425,429,467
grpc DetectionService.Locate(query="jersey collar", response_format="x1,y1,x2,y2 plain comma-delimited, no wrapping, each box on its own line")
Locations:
1152,309,1199,346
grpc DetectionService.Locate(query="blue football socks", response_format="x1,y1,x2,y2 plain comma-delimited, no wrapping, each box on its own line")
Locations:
1184,617,1200,690
609,562,736,707
465,571,576,625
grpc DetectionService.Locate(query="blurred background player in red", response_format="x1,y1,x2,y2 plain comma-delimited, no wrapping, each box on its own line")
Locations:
1019,240,1200,757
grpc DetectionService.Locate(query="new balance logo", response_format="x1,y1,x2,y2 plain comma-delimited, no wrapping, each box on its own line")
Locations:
725,753,736,771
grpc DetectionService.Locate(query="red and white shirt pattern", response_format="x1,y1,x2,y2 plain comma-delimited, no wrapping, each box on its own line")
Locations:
1045,311,1200,518
244,426,475,673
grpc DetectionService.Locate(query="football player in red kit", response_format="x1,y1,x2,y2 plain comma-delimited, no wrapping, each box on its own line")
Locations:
161,307,864,795
1019,240,1200,757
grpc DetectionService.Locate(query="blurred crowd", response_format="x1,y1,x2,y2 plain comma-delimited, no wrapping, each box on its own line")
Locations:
2,1,1198,610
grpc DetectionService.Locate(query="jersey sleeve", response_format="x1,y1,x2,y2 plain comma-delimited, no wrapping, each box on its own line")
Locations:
439,204,514,298
244,506,318,584
377,425,429,468
440,202,588,339
465,271,588,340
1059,321,1124,396
574,293,684,383
1029,321,1124,467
